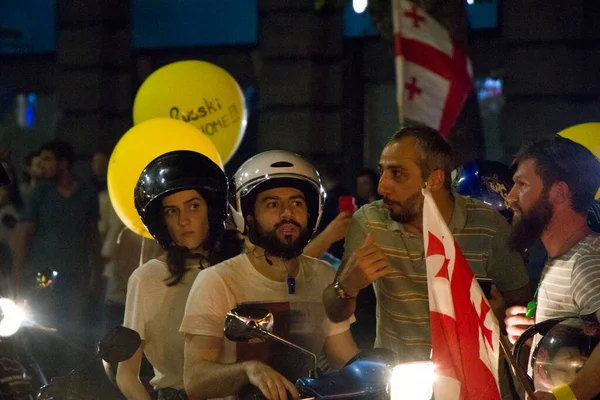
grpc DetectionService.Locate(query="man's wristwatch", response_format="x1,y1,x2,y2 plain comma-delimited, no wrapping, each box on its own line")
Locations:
334,278,356,300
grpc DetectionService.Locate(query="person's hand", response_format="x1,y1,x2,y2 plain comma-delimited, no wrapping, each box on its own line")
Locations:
321,212,353,243
244,360,299,400
532,390,555,400
338,232,388,296
505,305,535,344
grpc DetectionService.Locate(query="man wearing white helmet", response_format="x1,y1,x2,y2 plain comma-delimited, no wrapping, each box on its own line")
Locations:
180,150,358,400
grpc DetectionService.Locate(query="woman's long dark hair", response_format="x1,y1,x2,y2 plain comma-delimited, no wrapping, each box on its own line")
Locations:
164,229,244,286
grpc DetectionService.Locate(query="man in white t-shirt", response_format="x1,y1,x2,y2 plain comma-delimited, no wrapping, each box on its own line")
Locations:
180,151,358,400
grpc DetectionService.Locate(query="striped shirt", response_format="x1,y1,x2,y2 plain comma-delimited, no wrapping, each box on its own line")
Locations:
344,193,529,362
528,234,600,378
536,234,600,323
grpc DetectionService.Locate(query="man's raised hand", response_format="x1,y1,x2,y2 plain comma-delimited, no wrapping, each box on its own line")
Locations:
337,232,388,297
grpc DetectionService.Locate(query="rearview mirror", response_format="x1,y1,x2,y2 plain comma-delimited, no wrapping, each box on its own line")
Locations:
224,307,274,342
98,325,142,364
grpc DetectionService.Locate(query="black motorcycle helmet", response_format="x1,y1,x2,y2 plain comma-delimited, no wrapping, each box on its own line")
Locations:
134,150,228,251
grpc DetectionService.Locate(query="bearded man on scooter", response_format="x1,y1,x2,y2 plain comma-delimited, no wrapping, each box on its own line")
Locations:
505,137,600,400
180,151,359,400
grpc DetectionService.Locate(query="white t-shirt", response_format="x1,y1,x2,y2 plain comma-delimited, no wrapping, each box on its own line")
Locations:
123,259,201,390
180,253,351,395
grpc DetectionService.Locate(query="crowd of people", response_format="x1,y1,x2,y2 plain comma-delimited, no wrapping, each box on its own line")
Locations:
2,123,599,400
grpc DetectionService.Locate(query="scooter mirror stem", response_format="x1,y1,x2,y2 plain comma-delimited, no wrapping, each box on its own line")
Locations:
260,330,321,378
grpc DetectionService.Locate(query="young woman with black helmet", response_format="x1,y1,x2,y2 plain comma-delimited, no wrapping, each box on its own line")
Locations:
116,150,243,400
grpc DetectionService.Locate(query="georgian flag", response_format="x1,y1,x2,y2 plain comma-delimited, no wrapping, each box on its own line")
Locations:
422,188,501,400
392,0,473,137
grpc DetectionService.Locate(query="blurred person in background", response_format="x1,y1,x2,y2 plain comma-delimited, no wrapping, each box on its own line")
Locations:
97,187,162,335
0,160,23,249
355,168,381,208
0,160,22,288
315,162,353,260
12,138,102,378
99,191,161,400
20,151,44,202
91,151,109,193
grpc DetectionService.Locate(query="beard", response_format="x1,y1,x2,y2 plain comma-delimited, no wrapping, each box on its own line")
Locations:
252,219,313,260
509,192,553,253
386,191,424,224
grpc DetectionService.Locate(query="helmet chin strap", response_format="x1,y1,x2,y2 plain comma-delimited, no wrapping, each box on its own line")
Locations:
249,248,298,295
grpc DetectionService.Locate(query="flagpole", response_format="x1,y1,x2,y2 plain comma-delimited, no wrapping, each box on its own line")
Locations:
498,335,538,400
391,0,405,127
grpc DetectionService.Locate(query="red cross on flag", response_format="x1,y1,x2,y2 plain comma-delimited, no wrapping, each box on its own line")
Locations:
422,187,501,400
392,0,473,138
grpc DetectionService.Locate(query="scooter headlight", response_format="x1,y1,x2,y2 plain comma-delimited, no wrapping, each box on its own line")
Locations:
390,361,435,400
0,298,25,337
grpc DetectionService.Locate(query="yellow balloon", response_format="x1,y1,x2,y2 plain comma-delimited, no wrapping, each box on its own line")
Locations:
108,118,223,238
133,60,247,164
558,122,600,199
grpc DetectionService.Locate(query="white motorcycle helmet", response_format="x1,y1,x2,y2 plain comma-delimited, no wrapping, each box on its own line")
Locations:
231,150,325,243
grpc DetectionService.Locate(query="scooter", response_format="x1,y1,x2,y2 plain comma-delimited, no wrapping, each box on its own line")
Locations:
224,306,433,400
0,296,50,400
36,326,142,400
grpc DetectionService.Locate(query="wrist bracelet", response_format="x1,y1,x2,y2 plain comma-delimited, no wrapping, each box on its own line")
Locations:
550,384,577,400
333,278,356,299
